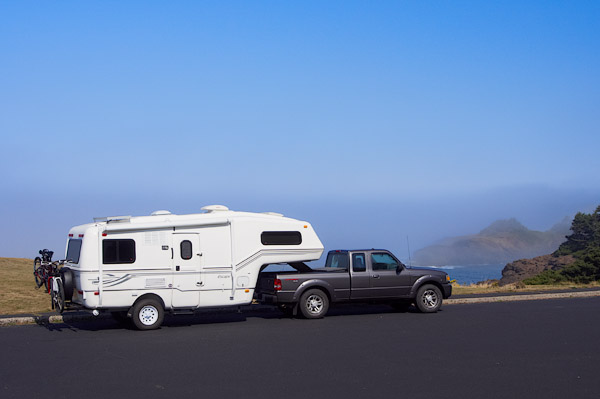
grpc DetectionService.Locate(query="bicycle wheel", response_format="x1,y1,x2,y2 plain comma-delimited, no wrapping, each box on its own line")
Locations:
52,279,66,314
33,257,42,288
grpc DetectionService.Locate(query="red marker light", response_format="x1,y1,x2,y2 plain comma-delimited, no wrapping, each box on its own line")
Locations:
102,232,107,237
68,234,73,237
78,234,84,238
94,291,99,296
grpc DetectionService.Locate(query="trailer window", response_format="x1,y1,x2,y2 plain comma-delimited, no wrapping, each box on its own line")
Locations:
103,239,136,264
181,240,193,260
66,239,82,264
261,231,302,245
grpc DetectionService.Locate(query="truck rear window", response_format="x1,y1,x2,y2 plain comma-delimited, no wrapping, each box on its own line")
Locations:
325,252,349,270
66,239,82,264
103,239,136,264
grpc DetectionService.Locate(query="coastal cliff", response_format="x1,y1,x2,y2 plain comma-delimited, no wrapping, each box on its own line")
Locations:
499,254,575,285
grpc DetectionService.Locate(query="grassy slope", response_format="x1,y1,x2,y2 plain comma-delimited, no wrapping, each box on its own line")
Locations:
0,257,52,315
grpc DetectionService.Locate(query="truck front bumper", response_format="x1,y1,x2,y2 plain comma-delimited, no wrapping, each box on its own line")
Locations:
442,283,452,298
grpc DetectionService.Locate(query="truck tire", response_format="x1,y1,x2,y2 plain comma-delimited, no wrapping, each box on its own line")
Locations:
299,289,329,319
415,284,442,313
131,298,164,330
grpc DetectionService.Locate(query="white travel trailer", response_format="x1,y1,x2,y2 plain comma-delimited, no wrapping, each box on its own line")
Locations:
62,205,324,329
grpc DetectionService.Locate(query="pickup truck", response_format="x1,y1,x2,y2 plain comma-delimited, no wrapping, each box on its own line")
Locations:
255,249,452,318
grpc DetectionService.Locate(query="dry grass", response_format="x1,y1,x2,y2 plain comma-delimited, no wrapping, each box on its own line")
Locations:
0,257,52,315
452,280,600,295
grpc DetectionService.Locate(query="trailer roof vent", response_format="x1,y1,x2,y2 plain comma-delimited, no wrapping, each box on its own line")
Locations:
150,210,172,216
201,205,230,213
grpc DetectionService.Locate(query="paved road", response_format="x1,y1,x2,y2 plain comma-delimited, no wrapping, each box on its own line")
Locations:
2,298,599,399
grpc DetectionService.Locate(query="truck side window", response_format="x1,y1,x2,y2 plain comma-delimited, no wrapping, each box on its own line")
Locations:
371,253,398,271
352,253,366,272
181,240,192,260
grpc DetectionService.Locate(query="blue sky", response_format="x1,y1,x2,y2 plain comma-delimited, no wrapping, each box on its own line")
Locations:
1,1,599,259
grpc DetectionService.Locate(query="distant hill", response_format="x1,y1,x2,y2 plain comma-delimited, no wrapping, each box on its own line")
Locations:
413,217,571,266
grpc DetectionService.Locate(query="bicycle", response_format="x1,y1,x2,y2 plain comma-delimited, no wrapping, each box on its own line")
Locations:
33,249,54,289
33,249,66,313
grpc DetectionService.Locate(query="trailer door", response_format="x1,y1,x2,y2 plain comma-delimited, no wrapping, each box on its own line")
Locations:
171,233,202,308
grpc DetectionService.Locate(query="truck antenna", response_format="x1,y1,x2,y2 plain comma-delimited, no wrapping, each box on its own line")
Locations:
406,235,412,267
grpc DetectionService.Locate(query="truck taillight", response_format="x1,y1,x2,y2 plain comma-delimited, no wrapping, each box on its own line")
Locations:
274,279,282,291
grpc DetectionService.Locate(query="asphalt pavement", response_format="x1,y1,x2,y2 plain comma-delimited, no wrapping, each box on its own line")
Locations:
1,297,599,399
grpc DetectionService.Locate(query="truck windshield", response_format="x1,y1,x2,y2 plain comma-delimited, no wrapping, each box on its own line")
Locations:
325,252,349,270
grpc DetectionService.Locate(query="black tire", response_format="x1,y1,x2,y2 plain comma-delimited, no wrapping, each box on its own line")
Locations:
60,268,74,300
131,298,164,330
33,257,43,288
391,300,412,312
299,289,329,319
415,284,443,313
52,279,66,314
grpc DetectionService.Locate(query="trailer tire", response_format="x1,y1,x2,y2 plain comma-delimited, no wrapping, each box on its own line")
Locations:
299,289,329,319
131,298,164,330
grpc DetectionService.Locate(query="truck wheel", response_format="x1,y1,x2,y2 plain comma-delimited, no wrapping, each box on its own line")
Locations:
299,289,329,319
415,284,442,313
131,298,164,330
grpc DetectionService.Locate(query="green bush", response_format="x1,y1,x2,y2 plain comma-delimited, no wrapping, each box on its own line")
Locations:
524,269,567,285
527,207,600,284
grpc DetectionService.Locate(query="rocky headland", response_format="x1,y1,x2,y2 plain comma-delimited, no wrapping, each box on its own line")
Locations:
498,253,575,285
413,217,571,266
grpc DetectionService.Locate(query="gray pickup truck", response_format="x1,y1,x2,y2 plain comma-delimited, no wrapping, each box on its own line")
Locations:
255,249,452,318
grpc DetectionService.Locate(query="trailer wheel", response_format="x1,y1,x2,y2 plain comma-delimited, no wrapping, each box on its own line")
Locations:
415,284,442,313
299,289,329,319
131,298,164,330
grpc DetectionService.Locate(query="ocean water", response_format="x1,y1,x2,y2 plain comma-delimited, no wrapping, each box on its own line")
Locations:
414,264,505,285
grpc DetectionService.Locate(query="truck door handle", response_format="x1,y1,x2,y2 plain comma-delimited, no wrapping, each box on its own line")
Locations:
176,266,180,271
373,274,380,279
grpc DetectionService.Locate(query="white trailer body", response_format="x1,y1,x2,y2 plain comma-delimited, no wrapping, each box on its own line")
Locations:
63,206,323,318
